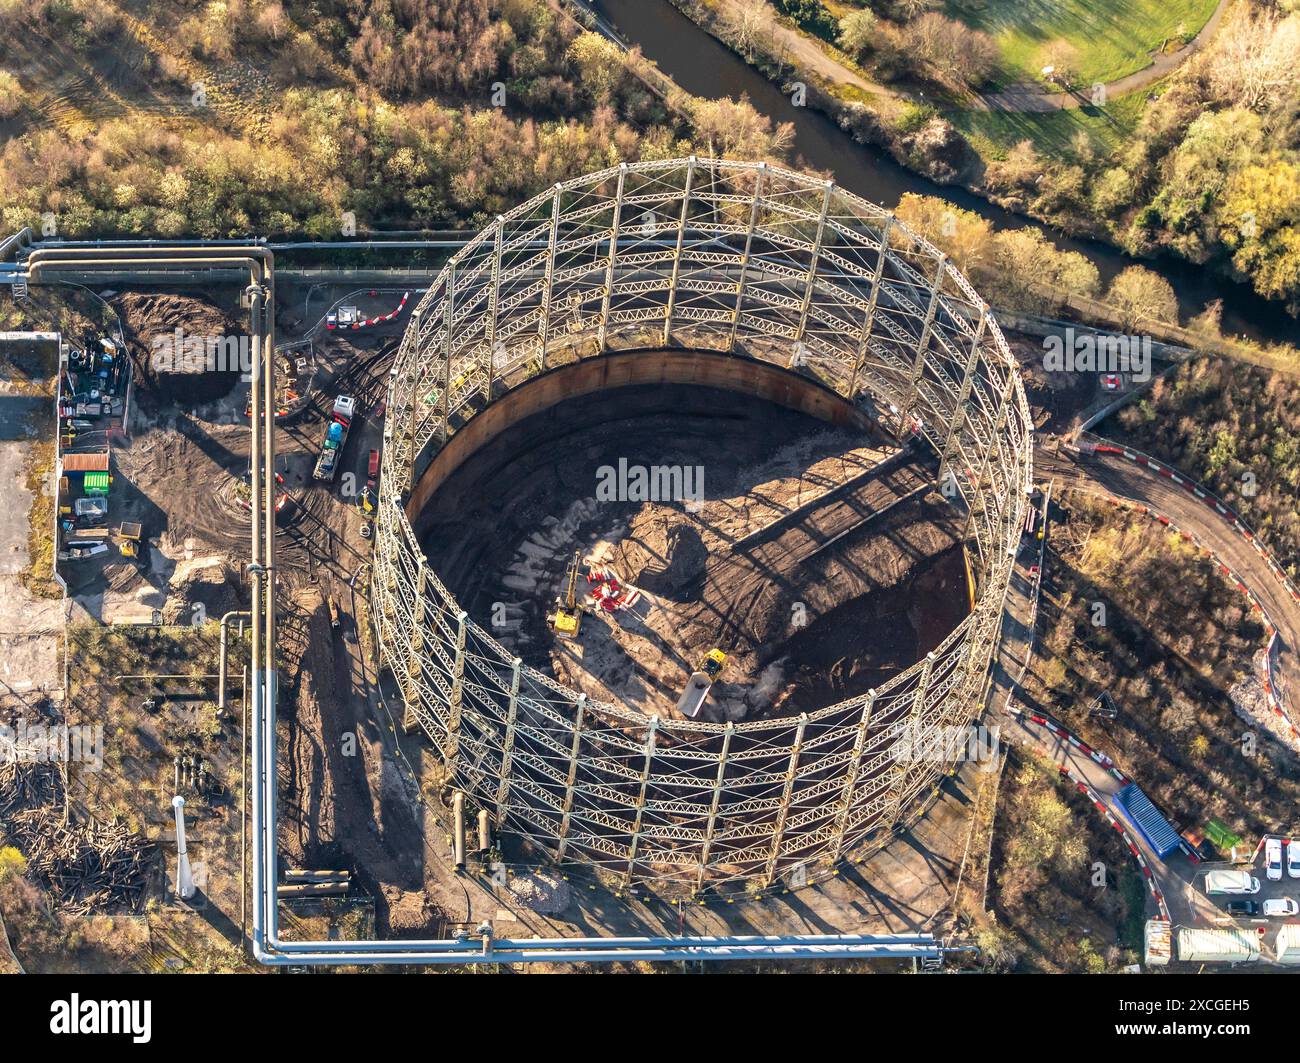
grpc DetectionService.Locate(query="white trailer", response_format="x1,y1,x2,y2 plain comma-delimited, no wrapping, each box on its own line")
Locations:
1275,924,1300,965
1175,926,1260,964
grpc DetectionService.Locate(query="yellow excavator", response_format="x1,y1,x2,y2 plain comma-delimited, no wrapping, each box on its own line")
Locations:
546,551,585,641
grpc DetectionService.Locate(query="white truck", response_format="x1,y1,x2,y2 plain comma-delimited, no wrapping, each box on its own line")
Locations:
1204,869,1261,895
313,395,356,481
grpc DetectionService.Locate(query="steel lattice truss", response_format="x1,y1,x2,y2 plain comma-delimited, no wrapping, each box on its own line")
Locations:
371,158,1032,894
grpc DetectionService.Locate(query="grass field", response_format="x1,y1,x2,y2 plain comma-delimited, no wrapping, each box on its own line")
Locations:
945,82,1153,160
946,0,1220,86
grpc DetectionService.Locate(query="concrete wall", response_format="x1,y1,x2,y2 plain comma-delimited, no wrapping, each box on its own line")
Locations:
406,348,880,523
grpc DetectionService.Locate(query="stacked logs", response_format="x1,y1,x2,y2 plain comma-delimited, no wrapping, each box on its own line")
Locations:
0,762,155,916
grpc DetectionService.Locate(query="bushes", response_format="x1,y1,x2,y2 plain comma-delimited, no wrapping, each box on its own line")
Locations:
773,0,839,44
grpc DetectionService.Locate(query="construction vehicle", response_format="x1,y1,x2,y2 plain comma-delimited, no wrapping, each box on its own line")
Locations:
676,649,727,719
313,395,356,481
546,551,585,641
117,521,143,559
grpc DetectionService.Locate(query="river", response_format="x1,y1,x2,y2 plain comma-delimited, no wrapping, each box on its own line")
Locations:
594,0,1296,344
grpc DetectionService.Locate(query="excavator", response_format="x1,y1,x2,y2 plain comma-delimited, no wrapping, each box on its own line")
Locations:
546,551,585,641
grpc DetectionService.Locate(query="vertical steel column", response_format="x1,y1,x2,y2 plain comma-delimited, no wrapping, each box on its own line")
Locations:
403,558,427,734
597,164,627,354
963,369,1017,540
794,180,835,344
662,156,697,347
246,281,264,952
896,253,947,434
555,694,587,860
623,716,659,886
829,690,877,862
443,609,469,771
888,652,936,827
696,721,734,892
728,162,766,353
405,309,423,491
493,657,522,827
485,217,503,400
846,215,895,401
439,265,455,445
763,713,808,888
937,304,988,489
538,184,562,369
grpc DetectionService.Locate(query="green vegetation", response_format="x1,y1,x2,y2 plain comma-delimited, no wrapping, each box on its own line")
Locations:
987,752,1140,973
1026,494,1297,841
946,0,1218,87
1107,357,1300,576
775,0,840,42
945,81,1151,158
969,5,1300,314
0,0,792,238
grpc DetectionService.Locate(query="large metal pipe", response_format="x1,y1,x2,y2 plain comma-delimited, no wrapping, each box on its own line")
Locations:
173,795,195,900
218,610,250,712
452,791,466,870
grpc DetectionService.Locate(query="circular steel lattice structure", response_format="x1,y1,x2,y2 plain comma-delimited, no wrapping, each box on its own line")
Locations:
372,158,1032,893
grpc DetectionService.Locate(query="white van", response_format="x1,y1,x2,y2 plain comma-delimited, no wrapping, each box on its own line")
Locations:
1205,869,1261,895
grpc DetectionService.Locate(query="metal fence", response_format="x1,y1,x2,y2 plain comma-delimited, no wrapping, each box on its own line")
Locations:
370,158,1033,894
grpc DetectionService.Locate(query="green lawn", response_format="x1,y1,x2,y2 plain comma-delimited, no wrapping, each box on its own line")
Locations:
945,82,1152,160
946,0,1220,87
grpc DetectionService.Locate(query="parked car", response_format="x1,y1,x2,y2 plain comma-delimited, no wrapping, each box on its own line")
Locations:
1266,837,1284,881
1205,869,1261,895
1288,839,1300,879
1225,899,1260,916
1263,898,1298,917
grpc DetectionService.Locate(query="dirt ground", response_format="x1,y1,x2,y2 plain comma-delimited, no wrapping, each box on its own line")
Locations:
0,342,63,717
421,382,970,722
7,279,1093,960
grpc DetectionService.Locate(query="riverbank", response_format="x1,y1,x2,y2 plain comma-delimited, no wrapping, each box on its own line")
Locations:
636,0,1299,344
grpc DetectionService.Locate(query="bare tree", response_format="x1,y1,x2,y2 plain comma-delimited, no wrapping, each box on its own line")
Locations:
1206,10,1300,113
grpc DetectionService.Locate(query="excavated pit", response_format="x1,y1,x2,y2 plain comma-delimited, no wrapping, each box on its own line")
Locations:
420,382,970,723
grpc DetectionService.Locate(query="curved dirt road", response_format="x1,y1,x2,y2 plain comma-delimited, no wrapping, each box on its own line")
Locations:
1034,445,1300,722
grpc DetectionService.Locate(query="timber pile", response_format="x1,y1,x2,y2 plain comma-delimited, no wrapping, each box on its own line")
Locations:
0,762,155,915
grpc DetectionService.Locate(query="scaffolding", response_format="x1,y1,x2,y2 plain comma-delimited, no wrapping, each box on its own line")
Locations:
371,158,1033,894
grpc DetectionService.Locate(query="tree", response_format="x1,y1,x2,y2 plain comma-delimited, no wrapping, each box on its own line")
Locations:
894,192,993,274
1222,160,1300,306
1106,266,1178,330
726,0,769,61
1037,40,1081,92
901,13,997,90
568,32,628,105
687,97,794,159
1206,10,1300,113
837,10,877,60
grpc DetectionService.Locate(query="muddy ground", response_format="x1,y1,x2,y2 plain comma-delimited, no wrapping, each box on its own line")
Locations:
420,383,970,722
